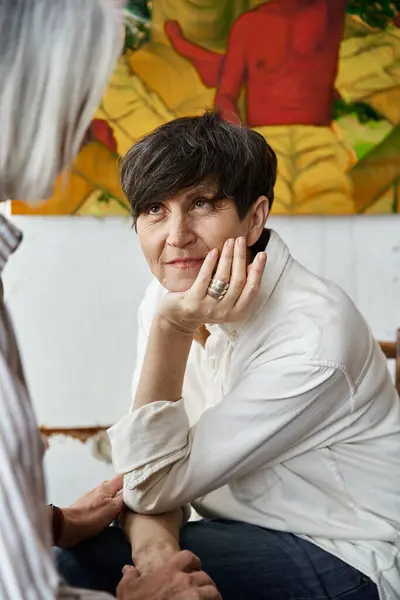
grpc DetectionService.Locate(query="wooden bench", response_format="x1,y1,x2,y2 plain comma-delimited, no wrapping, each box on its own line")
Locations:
379,329,400,395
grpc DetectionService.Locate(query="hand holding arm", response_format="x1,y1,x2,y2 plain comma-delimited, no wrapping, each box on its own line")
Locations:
116,552,221,600
51,475,124,548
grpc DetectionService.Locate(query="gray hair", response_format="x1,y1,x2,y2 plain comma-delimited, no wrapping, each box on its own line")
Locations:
0,0,124,202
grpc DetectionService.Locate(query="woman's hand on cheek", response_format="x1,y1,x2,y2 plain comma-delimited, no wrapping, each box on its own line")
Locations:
158,236,267,334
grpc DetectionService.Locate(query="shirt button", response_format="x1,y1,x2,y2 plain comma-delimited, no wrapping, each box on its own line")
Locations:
231,330,238,342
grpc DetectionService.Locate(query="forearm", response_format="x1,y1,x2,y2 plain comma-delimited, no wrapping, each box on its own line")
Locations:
134,313,193,409
125,508,184,572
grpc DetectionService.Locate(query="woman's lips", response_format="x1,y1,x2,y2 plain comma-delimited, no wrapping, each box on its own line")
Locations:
166,258,205,269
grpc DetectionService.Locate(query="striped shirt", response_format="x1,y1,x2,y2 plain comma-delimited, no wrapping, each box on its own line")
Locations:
0,216,112,599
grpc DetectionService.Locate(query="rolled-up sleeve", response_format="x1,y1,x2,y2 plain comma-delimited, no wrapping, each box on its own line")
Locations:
108,399,190,489
108,362,351,514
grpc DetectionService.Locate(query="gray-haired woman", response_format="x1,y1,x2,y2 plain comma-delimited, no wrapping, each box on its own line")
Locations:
0,2,220,599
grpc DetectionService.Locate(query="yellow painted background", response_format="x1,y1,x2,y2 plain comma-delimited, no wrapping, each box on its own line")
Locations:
12,1,400,216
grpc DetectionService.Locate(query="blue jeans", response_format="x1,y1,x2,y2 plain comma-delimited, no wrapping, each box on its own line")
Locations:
55,519,379,600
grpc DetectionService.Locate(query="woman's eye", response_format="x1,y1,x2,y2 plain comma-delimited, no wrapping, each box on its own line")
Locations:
194,198,211,209
148,205,161,214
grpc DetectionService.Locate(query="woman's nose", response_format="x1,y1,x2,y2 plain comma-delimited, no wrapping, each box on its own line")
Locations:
166,218,196,248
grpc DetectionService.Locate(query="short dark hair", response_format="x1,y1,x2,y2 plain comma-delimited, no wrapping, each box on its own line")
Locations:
121,108,277,222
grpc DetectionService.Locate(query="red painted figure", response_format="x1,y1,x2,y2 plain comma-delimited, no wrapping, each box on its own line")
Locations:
79,119,118,153
165,0,348,127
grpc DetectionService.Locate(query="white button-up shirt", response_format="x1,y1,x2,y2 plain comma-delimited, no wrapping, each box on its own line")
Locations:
109,230,400,600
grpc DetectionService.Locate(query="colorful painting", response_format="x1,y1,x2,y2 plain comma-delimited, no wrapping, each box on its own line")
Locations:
12,0,400,216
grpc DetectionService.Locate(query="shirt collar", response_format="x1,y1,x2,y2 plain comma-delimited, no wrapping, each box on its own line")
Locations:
0,215,23,274
213,229,292,345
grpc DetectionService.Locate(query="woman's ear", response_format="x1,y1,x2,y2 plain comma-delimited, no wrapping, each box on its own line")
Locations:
246,195,269,247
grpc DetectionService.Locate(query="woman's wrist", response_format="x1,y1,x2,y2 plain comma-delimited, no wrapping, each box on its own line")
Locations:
132,538,181,573
154,310,198,337
125,508,184,573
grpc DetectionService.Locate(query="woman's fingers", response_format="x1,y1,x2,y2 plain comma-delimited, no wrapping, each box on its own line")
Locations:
223,237,247,305
212,238,234,288
186,238,265,319
190,238,234,300
234,252,267,313
189,248,219,298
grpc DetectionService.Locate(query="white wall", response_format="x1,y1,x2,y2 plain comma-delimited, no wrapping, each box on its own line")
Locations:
3,214,400,506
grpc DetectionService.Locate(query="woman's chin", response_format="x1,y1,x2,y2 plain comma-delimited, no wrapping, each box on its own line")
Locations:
165,276,197,293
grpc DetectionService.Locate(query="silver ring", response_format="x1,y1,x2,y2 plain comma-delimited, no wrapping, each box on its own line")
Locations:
207,278,229,301
210,278,229,292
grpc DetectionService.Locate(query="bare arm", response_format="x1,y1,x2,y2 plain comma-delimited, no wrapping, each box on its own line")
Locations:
123,508,185,572
215,17,247,120
122,287,189,571
134,314,193,409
